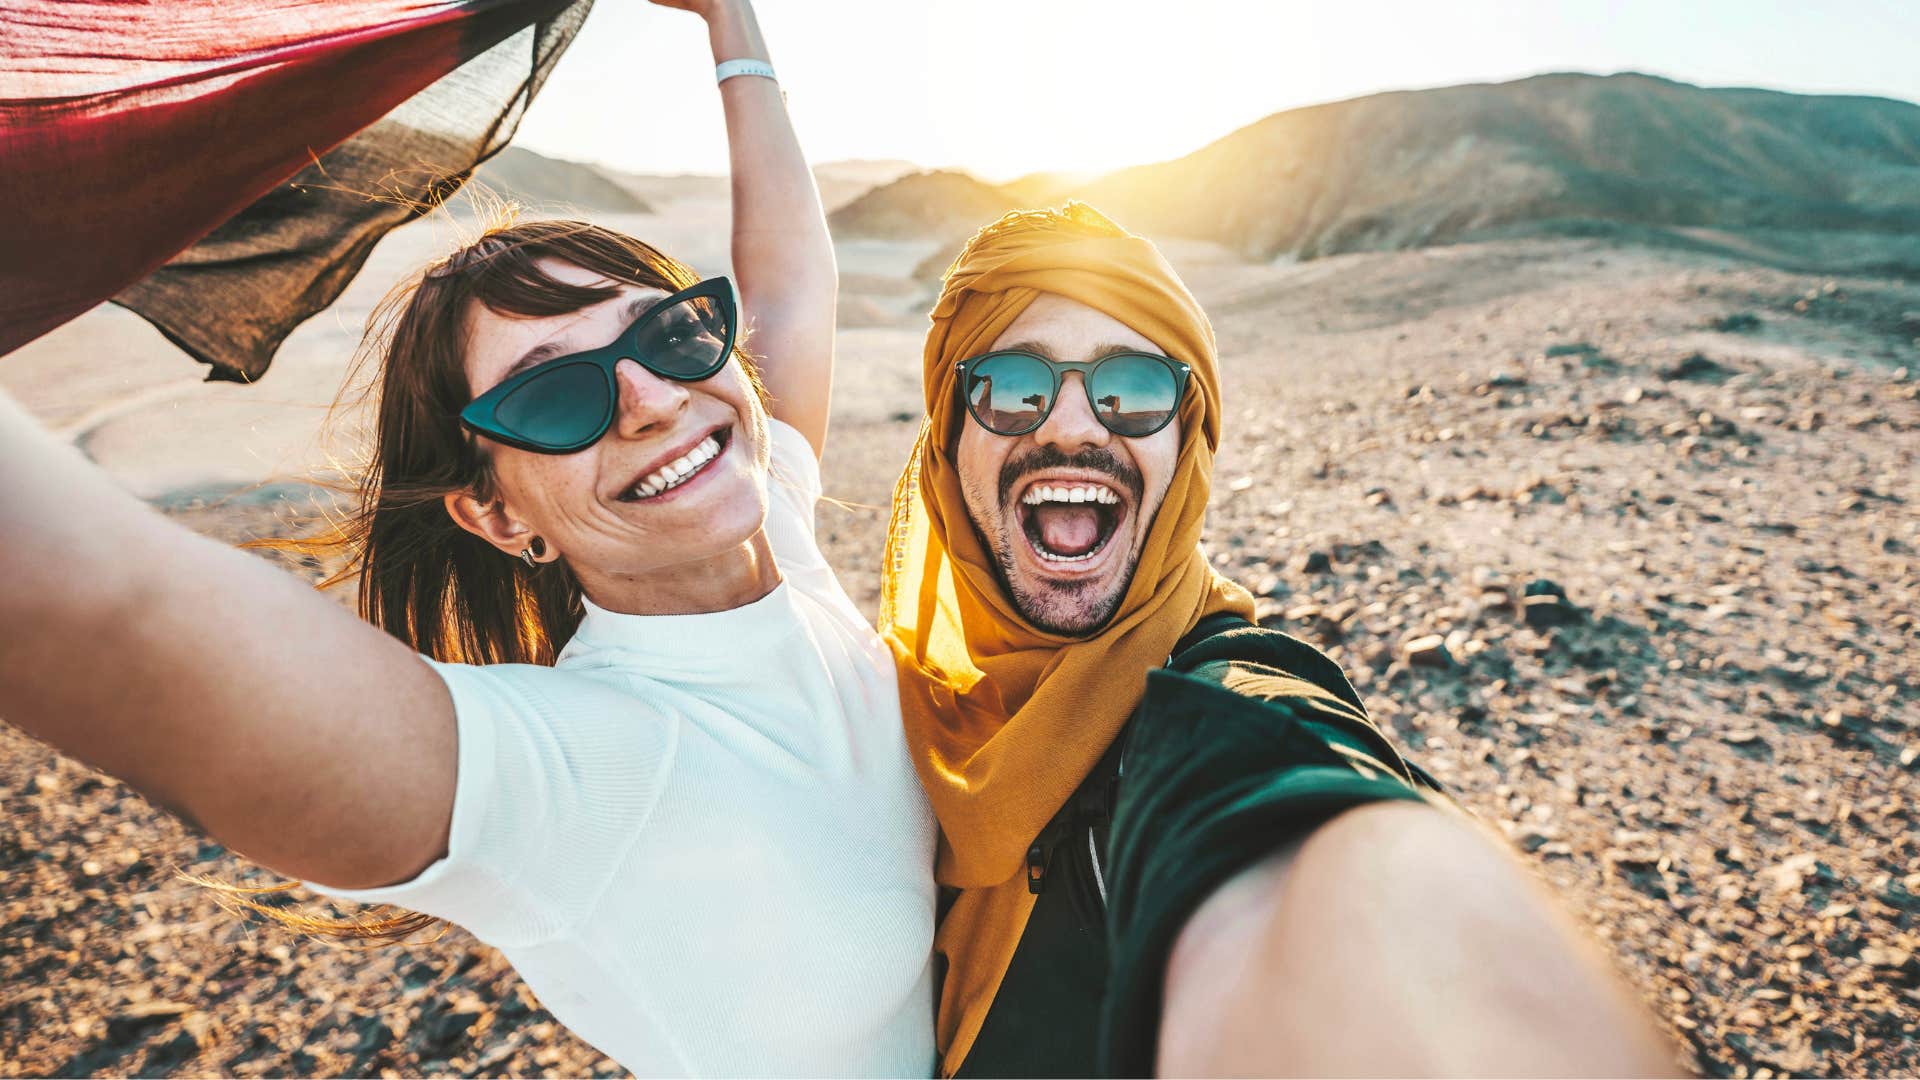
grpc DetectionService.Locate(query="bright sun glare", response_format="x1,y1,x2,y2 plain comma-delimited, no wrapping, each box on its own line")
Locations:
513,0,1920,181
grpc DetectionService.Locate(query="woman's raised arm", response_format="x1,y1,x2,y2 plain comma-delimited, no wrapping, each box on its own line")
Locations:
660,0,837,457
0,389,456,891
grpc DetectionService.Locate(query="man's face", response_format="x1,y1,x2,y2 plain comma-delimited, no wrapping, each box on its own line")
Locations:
955,293,1182,636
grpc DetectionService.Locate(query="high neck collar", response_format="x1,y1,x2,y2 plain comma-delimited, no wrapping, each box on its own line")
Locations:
561,580,800,665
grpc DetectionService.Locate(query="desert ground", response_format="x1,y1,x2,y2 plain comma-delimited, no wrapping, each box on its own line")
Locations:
2,180,1917,1077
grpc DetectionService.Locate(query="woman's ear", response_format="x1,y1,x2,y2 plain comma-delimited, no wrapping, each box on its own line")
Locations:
444,490,540,560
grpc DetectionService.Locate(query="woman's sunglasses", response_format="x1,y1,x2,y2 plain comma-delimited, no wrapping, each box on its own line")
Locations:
459,276,738,454
955,350,1191,438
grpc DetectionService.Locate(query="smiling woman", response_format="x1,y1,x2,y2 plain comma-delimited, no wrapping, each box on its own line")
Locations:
0,0,941,1075
435,242,781,617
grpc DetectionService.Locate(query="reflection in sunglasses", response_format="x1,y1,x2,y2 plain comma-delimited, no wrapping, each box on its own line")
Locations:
960,350,1186,438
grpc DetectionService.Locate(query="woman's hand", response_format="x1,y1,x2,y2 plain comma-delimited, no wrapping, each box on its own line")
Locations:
644,0,711,16
644,0,740,26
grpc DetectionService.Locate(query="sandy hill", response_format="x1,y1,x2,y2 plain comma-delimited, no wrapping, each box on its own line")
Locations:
473,146,652,214
1000,169,1099,206
1036,73,1920,261
827,169,1020,240
814,158,924,210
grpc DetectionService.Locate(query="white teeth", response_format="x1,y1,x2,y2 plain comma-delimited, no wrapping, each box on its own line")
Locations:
627,434,724,500
1020,483,1120,506
1037,547,1099,563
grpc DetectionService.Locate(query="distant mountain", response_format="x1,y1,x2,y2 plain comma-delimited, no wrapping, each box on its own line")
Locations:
814,158,923,204
1053,72,1920,260
827,169,1022,240
999,169,1099,206
475,147,652,213
579,159,920,212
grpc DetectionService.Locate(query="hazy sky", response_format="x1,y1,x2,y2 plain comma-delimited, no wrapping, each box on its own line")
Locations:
513,0,1920,180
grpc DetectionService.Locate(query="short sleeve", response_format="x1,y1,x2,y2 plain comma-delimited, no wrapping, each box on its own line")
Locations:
1097,638,1453,1074
760,417,832,581
303,660,677,947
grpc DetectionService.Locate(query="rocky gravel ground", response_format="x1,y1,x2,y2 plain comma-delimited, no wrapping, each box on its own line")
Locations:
3,236,1916,1077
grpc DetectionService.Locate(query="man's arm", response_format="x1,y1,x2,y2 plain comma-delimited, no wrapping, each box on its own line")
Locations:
1098,638,1678,1076
1160,802,1680,1076
659,0,837,457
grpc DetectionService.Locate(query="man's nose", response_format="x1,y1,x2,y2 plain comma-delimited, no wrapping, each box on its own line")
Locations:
1032,372,1109,452
613,358,689,438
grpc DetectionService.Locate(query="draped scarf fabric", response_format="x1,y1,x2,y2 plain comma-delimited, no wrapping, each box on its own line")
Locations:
0,0,590,381
880,203,1254,1073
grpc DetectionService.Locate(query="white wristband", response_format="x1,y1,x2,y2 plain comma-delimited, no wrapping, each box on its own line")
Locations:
715,58,776,85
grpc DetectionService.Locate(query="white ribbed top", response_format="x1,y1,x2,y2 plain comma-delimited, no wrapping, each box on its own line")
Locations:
307,421,938,1077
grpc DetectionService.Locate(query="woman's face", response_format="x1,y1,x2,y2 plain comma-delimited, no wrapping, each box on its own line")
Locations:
456,258,771,593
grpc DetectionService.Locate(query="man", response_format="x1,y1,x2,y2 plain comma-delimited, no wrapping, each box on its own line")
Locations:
880,203,1676,1077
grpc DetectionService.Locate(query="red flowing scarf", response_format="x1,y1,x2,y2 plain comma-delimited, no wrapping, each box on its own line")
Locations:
0,0,590,380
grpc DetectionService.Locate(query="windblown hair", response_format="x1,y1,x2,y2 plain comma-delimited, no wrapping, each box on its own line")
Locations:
195,216,764,942
347,217,750,666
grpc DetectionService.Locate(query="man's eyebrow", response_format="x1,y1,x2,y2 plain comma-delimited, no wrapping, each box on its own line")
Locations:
501,294,656,379
997,341,1144,363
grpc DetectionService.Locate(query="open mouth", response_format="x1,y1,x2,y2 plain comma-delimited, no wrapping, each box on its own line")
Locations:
1016,481,1125,564
617,425,731,502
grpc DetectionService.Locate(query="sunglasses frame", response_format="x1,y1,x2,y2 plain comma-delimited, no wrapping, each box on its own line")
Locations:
459,276,739,455
954,350,1192,439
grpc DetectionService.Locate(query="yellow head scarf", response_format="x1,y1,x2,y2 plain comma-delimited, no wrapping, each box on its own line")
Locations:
880,203,1254,1072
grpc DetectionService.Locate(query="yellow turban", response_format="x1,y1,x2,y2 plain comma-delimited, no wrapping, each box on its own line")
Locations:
880,203,1254,1072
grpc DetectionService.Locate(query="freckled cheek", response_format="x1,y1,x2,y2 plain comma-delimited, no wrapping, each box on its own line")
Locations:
498,453,603,523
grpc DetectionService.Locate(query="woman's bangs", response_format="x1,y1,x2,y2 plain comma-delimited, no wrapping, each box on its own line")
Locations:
464,240,625,319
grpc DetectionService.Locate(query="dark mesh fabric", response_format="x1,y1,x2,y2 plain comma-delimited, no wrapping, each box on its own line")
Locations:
1,0,593,381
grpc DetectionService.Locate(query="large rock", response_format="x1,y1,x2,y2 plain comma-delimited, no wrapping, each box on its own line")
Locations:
1522,578,1580,628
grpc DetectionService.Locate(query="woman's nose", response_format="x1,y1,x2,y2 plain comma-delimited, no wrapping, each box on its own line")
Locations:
1032,372,1110,452
613,358,689,438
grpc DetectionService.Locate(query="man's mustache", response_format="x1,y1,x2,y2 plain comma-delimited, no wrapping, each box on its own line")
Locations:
998,445,1144,503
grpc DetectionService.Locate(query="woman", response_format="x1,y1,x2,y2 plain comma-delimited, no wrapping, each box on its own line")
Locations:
0,0,936,1075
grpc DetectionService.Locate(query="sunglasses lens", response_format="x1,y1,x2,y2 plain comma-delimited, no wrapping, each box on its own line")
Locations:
634,294,730,378
965,353,1054,434
494,361,611,450
1089,354,1181,436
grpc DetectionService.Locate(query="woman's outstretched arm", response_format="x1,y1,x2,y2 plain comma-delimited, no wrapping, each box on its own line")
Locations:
0,389,456,891
659,0,837,457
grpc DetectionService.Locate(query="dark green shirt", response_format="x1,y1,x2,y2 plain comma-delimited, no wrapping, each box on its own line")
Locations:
953,621,1449,1078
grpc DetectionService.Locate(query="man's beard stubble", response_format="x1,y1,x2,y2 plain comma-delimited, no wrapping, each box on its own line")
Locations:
965,445,1146,637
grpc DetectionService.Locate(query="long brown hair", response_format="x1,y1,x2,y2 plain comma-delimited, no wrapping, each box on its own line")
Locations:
196,217,765,941
353,216,770,665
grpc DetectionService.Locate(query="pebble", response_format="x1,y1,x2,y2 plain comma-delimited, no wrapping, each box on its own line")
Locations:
1400,634,1452,667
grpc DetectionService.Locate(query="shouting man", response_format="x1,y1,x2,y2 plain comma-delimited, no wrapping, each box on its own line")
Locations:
881,203,1675,1077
